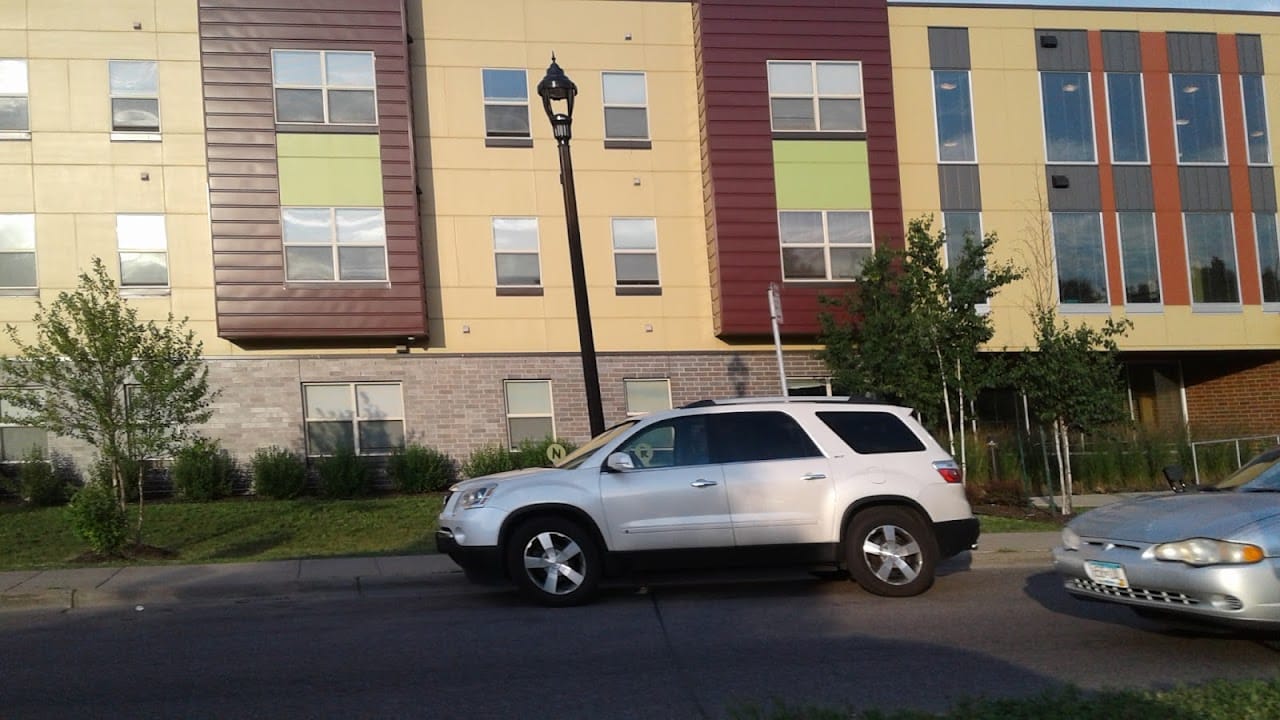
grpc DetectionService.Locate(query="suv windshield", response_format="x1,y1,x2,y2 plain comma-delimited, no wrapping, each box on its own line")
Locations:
554,420,639,470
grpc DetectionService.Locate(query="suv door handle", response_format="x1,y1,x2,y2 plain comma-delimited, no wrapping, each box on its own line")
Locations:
690,479,718,488
802,473,827,481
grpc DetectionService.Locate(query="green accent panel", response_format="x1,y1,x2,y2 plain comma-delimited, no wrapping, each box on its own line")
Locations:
772,140,871,210
277,134,384,206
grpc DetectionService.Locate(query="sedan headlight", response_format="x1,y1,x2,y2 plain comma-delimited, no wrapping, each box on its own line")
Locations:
457,484,497,509
1060,527,1081,551
1152,538,1265,566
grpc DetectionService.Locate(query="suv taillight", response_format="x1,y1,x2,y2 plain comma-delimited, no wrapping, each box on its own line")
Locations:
933,460,962,484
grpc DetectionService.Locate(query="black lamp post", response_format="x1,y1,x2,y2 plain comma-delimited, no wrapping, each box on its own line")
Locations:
538,56,605,437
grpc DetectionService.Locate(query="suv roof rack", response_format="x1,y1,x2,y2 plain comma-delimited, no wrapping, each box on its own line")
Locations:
680,394,889,409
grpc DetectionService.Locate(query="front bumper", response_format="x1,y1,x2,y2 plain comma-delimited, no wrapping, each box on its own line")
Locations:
436,528,505,583
935,517,980,559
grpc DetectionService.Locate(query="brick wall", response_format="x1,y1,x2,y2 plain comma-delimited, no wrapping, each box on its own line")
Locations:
1183,352,1280,438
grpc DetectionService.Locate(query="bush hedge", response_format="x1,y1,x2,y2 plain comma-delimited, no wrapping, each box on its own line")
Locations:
18,448,70,507
316,448,370,499
66,481,128,555
388,444,456,493
170,438,236,502
251,446,308,499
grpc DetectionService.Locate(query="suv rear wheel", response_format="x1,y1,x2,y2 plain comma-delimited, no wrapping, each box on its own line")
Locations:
506,517,602,607
845,507,937,597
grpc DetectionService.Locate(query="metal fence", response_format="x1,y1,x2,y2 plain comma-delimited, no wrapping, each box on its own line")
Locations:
1188,434,1280,485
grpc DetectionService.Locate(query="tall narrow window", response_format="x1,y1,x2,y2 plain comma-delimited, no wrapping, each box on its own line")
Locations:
0,214,36,290
1255,213,1280,304
624,379,671,415
942,212,981,269
272,50,376,125
1118,212,1160,305
612,218,659,288
1107,73,1148,163
1242,74,1270,165
109,60,159,134
933,70,975,162
505,380,554,448
1041,72,1095,162
779,210,873,281
1052,212,1108,305
767,61,864,133
602,72,649,143
282,207,388,282
303,382,404,456
116,214,168,287
0,59,29,133
1172,74,1225,164
482,69,530,139
493,217,540,288
1184,212,1239,304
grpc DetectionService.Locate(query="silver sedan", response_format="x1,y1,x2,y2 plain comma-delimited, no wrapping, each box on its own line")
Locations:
1052,447,1280,629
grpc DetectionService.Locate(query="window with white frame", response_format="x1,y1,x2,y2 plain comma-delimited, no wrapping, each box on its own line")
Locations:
933,70,975,162
282,207,388,282
1118,212,1161,305
612,218,659,287
1184,212,1240,305
942,211,988,303
109,60,159,134
272,50,377,125
303,382,404,456
0,59,29,133
493,217,540,287
1051,212,1108,306
767,61,864,133
0,393,45,461
1242,74,1270,165
1172,74,1225,164
786,378,832,397
1107,72,1148,163
1255,213,1280,305
624,379,671,415
602,72,649,141
505,380,553,448
482,68,530,139
116,214,168,287
779,210,872,281
0,214,36,290
1041,71,1095,163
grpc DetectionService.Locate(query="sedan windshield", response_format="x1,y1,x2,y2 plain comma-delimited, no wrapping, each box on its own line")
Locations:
1214,447,1280,492
554,420,639,470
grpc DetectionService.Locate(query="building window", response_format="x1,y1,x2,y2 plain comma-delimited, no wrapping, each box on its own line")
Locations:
0,394,45,461
109,60,159,134
505,380,553,448
282,207,388,282
493,217,540,288
767,61,864,133
1106,73,1148,163
602,72,648,142
271,50,377,125
1256,213,1280,304
942,211,987,304
1242,74,1270,165
0,214,36,290
1184,212,1240,305
116,215,168,287
0,59,29,133
624,379,671,415
1118,212,1160,305
1172,74,1225,164
303,383,405,456
933,70,975,162
483,69,530,139
779,210,873,281
786,378,832,397
1041,72,1095,163
612,218,659,287
1051,212,1108,306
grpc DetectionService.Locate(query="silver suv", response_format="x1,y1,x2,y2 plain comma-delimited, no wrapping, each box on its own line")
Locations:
436,397,979,606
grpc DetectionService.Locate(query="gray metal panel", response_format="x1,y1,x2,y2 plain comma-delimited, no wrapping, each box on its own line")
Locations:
938,164,982,210
1179,166,1233,211
1167,33,1219,73
1036,29,1090,71
1113,166,1154,210
1252,167,1277,213
1238,34,1265,75
1102,31,1141,72
1045,166,1101,211
928,27,970,70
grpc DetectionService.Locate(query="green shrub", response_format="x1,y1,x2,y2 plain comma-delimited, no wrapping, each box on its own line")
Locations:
251,446,307,499
90,455,144,502
170,438,235,502
66,481,128,555
315,447,370,499
17,447,69,507
514,437,579,469
462,444,518,478
387,444,456,493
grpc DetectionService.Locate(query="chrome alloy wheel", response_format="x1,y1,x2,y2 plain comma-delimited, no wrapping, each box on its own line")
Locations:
521,530,588,596
860,523,923,586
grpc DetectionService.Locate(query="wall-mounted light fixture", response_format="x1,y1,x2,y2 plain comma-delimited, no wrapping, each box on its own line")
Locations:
1040,34,1058,48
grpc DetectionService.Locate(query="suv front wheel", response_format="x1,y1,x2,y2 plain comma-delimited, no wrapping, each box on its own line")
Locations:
845,507,937,597
506,517,602,607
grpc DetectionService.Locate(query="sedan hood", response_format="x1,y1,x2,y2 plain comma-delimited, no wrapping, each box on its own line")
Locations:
1069,492,1280,544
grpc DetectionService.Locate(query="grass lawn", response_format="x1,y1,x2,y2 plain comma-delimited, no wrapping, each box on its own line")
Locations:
976,514,1063,533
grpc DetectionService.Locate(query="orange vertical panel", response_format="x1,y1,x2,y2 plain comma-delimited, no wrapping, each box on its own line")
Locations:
1219,34,1260,305
1090,31,1124,306
1141,31,1190,306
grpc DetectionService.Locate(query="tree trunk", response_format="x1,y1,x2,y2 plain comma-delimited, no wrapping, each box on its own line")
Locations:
135,462,145,546
1055,419,1074,516
935,346,955,456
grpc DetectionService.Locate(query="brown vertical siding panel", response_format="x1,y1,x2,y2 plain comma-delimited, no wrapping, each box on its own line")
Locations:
1141,31,1190,306
1089,31,1124,306
1219,34,1260,305
696,0,902,338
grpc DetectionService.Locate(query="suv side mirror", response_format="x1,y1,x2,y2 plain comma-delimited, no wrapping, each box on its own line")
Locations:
605,452,636,472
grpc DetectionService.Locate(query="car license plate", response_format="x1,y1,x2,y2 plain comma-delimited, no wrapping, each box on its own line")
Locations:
1084,560,1129,589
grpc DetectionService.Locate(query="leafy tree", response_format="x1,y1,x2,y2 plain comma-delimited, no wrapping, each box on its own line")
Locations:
818,216,1021,452
0,257,216,542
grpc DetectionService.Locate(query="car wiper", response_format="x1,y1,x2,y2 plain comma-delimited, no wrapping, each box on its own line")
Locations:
1240,487,1280,493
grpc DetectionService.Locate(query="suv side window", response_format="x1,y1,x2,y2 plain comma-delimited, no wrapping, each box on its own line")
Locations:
817,411,925,454
708,411,821,463
616,415,710,469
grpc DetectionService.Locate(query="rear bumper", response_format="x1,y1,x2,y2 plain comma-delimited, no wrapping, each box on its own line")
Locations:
436,529,505,583
935,517,981,559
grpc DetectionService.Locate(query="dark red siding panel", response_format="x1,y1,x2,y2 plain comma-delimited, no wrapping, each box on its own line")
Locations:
198,0,427,341
696,0,903,338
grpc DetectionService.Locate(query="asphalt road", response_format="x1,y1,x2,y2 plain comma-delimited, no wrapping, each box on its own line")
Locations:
3,563,1279,719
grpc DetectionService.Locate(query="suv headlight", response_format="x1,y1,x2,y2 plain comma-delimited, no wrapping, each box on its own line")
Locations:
1152,538,1264,566
457,484,497,510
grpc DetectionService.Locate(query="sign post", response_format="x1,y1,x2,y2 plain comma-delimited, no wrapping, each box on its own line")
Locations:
768,283,788,399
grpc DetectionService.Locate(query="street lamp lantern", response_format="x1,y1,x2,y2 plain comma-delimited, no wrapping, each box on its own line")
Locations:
537,55,605,437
